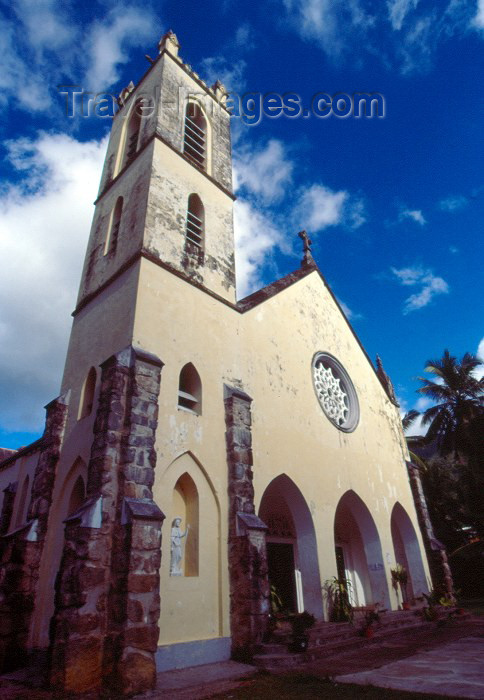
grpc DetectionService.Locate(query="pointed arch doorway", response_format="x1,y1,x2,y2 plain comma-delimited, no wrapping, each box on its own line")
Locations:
334,490,391,609
259,475,323,618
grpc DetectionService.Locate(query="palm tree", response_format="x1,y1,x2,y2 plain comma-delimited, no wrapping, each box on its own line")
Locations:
409,350,483,460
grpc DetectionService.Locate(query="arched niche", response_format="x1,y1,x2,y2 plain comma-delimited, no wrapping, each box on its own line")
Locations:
391,502,428,600
334,490,390,609
157,451,221,644
172,472,199,576
259,474,323,618
178,363,202,415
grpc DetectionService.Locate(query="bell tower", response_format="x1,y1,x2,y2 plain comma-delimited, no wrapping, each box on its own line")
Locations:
61,31,236,408
76,30,236,314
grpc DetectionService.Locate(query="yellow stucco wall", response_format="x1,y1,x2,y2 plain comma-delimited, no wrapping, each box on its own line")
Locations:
132,258,430,645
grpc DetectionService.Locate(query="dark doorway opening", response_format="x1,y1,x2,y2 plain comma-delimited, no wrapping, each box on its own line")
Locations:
267,542,296,613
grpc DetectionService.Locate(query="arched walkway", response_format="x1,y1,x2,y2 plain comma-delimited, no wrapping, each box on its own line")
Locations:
391,502,428,601
259,474,323,618
334,490,390,609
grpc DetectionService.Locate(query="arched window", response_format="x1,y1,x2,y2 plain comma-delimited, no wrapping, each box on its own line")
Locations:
15,475,29,528
171,473,199,577
186,194,204,248
104,196,123,254
68,475,86,516
183,102,206,169
78,367,96,420
178,363,202,414
123,103,142,167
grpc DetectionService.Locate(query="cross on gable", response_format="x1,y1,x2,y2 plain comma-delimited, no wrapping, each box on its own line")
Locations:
298,229,312,253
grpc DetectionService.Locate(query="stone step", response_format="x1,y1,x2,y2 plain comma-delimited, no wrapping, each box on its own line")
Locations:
254,635,368,672
255,612,475,673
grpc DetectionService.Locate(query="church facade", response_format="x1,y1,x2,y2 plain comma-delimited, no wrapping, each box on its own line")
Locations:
0,31,450,696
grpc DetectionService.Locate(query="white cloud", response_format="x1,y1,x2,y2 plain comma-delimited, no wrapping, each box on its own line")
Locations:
199,57,247,92
0,3,160,115
282,0,476,73
390,265,449,313
439,195,468,211
234,139,293,204
233,200,282,297
399,207,426,225
283,0,376,58
294,184,348,231
0,132,107,432
387,0,420,30
405,412,428,436
293,184,366,232
338,300,363,321
474,337,484,379
84,8,157,91
199,23,255,92
474,0,484,27
415,396,432,411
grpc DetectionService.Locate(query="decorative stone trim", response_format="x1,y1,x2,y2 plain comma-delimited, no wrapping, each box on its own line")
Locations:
0,393,69,672
224,384,270,662
49,345,164,696
406,461,454,598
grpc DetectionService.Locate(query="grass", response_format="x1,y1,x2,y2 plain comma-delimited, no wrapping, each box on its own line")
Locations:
208,673,452,699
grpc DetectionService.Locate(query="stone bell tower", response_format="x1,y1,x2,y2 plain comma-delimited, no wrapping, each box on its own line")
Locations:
61,28,236,436
43,32,236,696
75,30,235,318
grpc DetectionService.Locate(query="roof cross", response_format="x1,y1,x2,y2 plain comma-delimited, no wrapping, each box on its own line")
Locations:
298,229,315,268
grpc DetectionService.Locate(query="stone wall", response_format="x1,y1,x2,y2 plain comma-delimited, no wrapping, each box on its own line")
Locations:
49,346,164,695
0,394,69,671
224,385,269,661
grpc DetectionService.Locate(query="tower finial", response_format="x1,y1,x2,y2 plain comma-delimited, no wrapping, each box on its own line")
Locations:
298,230,315,268
159,30,180,56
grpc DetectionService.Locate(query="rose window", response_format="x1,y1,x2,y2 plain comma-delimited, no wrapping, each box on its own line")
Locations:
312,353,359,432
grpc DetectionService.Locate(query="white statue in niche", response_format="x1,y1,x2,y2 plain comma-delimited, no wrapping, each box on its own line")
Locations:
170,517,190,576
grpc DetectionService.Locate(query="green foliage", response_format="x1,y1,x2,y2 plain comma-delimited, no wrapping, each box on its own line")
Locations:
405,350,484,597
270,584,283,614
323,577,354,623
413,350,484,460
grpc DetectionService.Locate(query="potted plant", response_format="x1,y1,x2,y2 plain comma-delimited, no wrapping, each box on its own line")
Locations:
360,607,381,638
324,577,354,623
390,564,408,609
265,584,284,639
288,611,316,652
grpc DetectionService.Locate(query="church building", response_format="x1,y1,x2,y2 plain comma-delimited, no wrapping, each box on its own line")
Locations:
0,31,451,696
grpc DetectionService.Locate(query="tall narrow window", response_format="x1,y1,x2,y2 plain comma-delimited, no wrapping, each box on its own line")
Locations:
104,196,123,254
183,103,206,169
68,475,86,516
178,363,202,414
15,476,29,528
186,194,204,248
78,367,96,420
123,103,142,167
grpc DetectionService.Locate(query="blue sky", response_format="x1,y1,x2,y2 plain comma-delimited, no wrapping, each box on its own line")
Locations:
0,0,483,448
